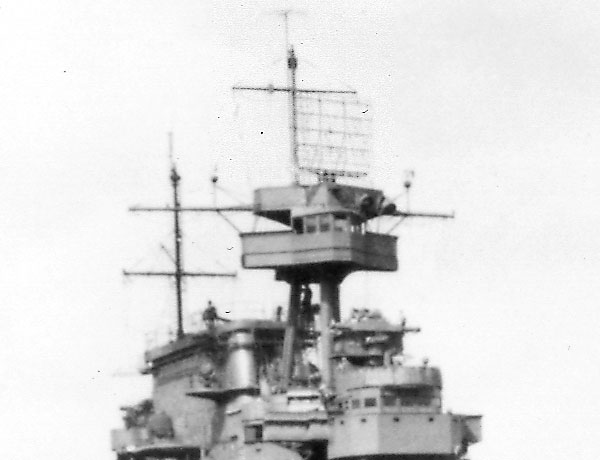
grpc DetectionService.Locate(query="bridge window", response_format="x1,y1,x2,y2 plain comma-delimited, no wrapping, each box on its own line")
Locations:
399,388,433,407
244,425,262,443
293,217,303,234
382,392,397,407
333,214,347,232
319,214,331,232
364,397,377,408
305,216,317,233
351,399,361,409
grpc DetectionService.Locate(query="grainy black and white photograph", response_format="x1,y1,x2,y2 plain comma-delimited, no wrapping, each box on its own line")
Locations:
2,1,598,460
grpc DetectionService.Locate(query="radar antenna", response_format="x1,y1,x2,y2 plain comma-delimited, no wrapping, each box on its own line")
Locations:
233,14,361,184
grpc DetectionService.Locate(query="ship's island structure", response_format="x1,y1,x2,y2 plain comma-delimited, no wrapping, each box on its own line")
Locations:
111,41,482,460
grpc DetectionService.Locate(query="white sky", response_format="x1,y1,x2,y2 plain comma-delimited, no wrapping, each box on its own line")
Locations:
1,1,599,459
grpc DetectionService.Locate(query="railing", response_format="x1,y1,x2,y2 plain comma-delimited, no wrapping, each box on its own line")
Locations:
144,302,280,351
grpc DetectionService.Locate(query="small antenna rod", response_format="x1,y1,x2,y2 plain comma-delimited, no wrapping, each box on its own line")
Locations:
168,131,175,164
281,9,291,53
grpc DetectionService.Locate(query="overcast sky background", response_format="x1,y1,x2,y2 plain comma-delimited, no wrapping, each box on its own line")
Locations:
1,1,599,459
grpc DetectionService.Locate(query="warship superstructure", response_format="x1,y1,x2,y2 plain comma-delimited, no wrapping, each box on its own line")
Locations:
111,38,482,460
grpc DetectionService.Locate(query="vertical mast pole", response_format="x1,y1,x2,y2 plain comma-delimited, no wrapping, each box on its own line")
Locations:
288,47,299,184
169,133,184,339
281,10,300,184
